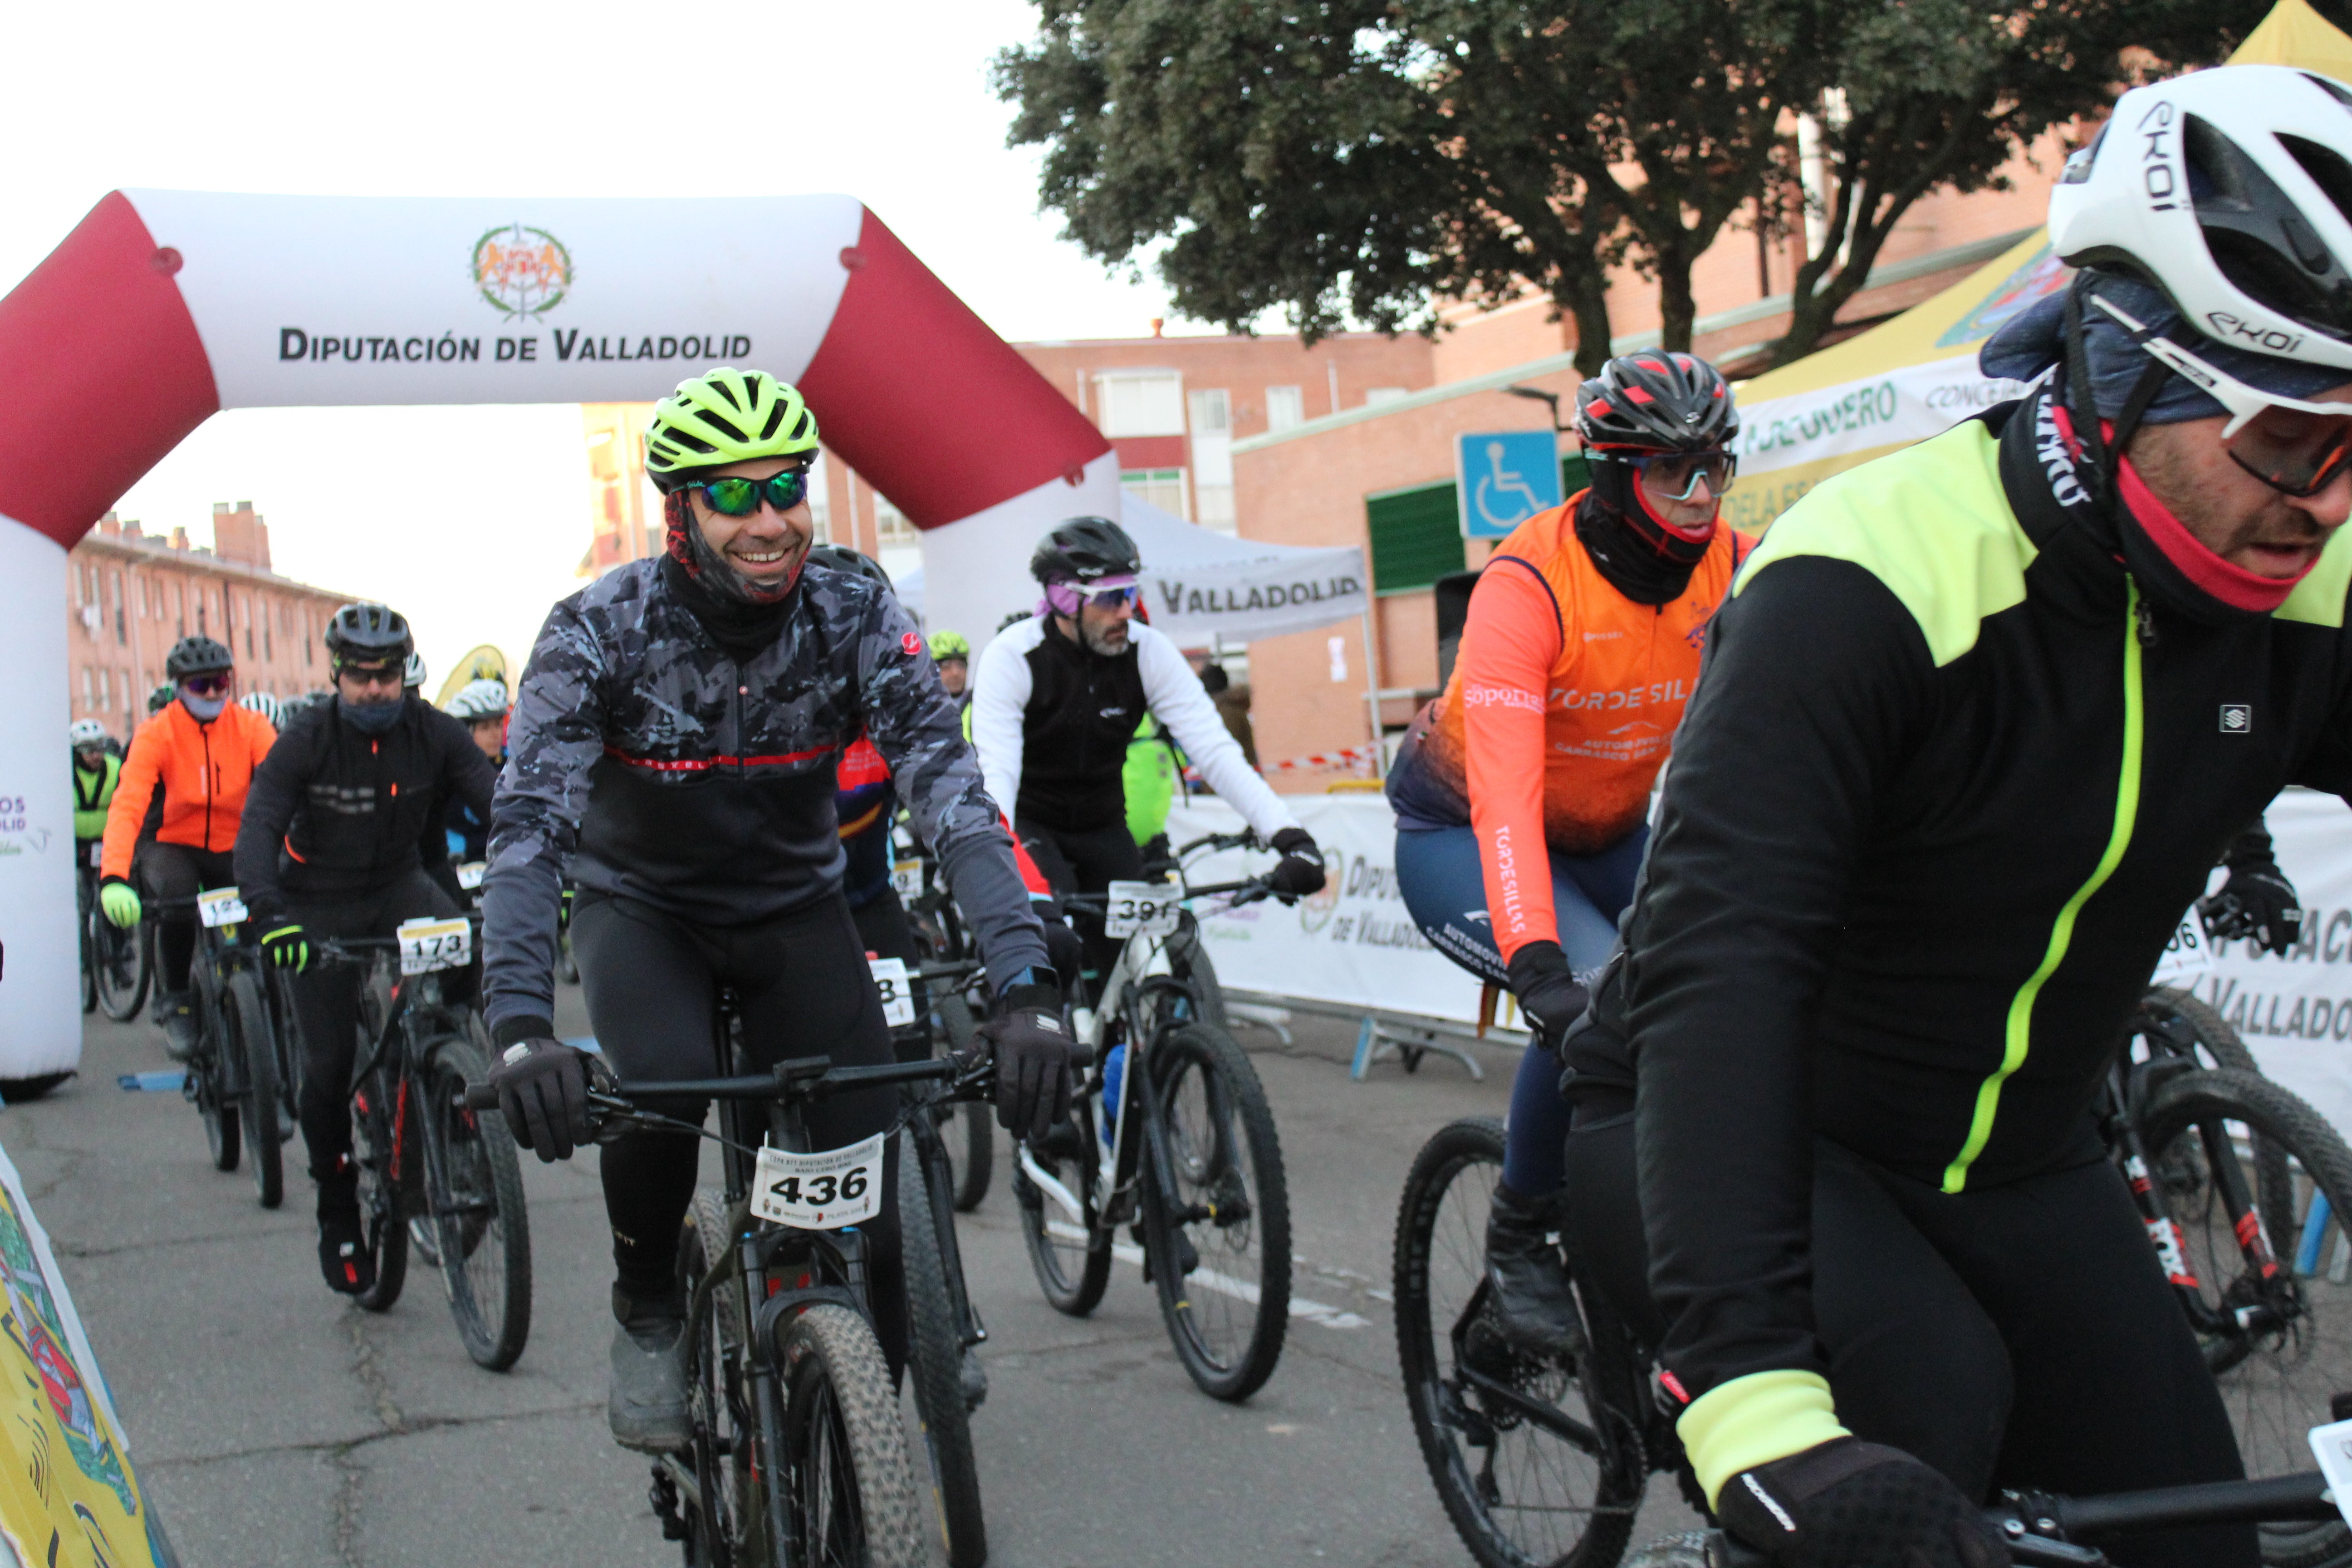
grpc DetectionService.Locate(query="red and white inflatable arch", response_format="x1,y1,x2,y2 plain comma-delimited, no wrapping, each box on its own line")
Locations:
0,190,1120,1076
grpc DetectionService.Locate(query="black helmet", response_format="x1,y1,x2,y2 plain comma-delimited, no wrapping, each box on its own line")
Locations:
1030,517,1140,586
806,544,894,590
1574,352,1739,452
324,603,414,668
164,636,234,680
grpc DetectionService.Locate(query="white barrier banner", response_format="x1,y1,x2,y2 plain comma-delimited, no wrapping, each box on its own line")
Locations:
1175,788,2352,1144
1170,797,1487,1024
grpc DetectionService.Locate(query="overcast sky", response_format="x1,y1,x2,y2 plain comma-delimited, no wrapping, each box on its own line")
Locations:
5,0,1181,691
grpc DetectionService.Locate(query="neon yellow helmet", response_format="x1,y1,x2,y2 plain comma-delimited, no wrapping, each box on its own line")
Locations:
929,630,970,661
644,368,820,491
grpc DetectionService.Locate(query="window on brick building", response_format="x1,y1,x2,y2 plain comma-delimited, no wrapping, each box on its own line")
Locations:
1266,386,1305,433
1120,469,1189,519
874,497,915,547
1094,372,1185,437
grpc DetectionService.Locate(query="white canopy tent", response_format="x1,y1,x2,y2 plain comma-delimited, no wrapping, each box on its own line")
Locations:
893,495,1382,769
892,495,1367,645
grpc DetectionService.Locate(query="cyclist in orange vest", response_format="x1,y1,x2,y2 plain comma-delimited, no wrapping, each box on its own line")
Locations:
98,635,279,1059
1387,351,1749,1352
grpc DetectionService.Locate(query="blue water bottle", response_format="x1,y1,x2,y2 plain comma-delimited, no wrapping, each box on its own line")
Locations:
1099,1043,1127,1146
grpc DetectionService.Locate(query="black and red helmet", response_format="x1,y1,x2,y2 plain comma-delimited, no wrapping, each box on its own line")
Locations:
1574,352,1739,452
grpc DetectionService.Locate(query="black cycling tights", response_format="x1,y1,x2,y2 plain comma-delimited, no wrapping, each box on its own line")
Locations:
571,891,905,1375
1561,1090,2256,1568
140,843,236,995
1017,818,1143,980
289,869,464,1178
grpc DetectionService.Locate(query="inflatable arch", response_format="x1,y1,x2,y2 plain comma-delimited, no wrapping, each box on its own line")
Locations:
0,190,1123,1076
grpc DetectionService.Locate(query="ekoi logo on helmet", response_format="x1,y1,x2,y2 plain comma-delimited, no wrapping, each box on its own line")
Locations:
471,223,573,319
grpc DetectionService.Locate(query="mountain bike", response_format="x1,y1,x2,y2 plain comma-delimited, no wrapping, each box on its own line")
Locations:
884,957,997,1568
151,890,289,1209
320,915,531,1371
1014,845,1294,1402
888,829,994,1213
2131,926,2352,1568
1394,1062,2352,1568
82,846,149,1022
466,1011,987,1567
1620,1467,2345,1567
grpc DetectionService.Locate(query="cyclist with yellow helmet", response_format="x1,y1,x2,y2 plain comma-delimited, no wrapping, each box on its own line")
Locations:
477,368,1069,1452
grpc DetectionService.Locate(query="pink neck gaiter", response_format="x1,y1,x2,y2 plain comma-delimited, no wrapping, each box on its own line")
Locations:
2049,405,2314,614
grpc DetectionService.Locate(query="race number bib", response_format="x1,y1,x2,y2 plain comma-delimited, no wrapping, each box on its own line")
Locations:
397,916,472,975
751,1132,885,1230
1103,880,1181,940
196,887,249,928
455,861,487,891
890,858,923,902
868,958,916,1028
2151,910,2215,984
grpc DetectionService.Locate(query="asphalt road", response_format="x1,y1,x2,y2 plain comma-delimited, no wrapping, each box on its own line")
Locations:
19,992,1700,1568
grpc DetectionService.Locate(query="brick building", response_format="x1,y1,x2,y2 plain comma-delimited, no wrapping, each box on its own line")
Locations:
68,503,358,744
578,326,1437,578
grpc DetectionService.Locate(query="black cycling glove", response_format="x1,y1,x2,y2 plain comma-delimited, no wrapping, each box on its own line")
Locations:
1507,941,1588,1054
1268,827,1328,898
2200,835,2302,957
488,1035,593,1162
1715,1438,2009,1568
982,980,1073,1143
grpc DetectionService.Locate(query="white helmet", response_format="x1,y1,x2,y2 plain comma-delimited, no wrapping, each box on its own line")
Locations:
238,691,282,725
68,719,108,748
2050,64,2352,372
403,652,427,690
446,678,510,722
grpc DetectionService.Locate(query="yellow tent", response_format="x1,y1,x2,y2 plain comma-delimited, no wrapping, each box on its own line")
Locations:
1723,0,2352,531
432,643,509,710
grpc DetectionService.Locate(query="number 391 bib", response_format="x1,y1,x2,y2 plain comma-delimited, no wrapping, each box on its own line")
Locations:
750,1132,886,1230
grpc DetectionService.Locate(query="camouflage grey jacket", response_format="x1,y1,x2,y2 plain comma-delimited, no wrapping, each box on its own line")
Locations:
480,558,1050,1041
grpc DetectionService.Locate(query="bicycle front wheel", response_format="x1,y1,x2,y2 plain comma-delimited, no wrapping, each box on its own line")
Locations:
424,1040,532,1369
2141,1066,2352,1568
1395,1116,1645,1568
1014,1102,1111,1316
225,970,283,1210
349,1069,410,1312
93,912,149,1022
933,994,992,1212
779,1303,926,1568
897,1140,985,1567
1142,1021,1290,1401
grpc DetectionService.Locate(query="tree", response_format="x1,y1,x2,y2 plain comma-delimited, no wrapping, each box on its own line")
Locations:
1766,0,2257,369
996,0,1814,375
999,0,2259,377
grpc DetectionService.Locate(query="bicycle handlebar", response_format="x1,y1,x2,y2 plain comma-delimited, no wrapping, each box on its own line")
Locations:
461,1052,965,1115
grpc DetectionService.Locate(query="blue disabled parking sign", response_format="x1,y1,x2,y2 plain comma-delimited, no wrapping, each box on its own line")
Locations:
1456,430,1564,539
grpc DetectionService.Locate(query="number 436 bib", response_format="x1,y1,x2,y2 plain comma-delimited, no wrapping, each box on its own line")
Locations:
750,1132,886,1230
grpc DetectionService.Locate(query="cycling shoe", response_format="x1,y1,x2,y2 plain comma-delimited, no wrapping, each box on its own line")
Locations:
158,992,198,1063
1484,1181,1583,1359
608,1284,692,1453
316,1201,376,1296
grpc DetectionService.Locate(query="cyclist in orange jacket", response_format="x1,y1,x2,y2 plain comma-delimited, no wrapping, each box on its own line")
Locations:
98,636,279,1059
1387,352,1749,1353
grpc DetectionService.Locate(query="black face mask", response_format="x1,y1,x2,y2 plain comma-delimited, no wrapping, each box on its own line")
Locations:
1574,463,1717,606
338,694,405,735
